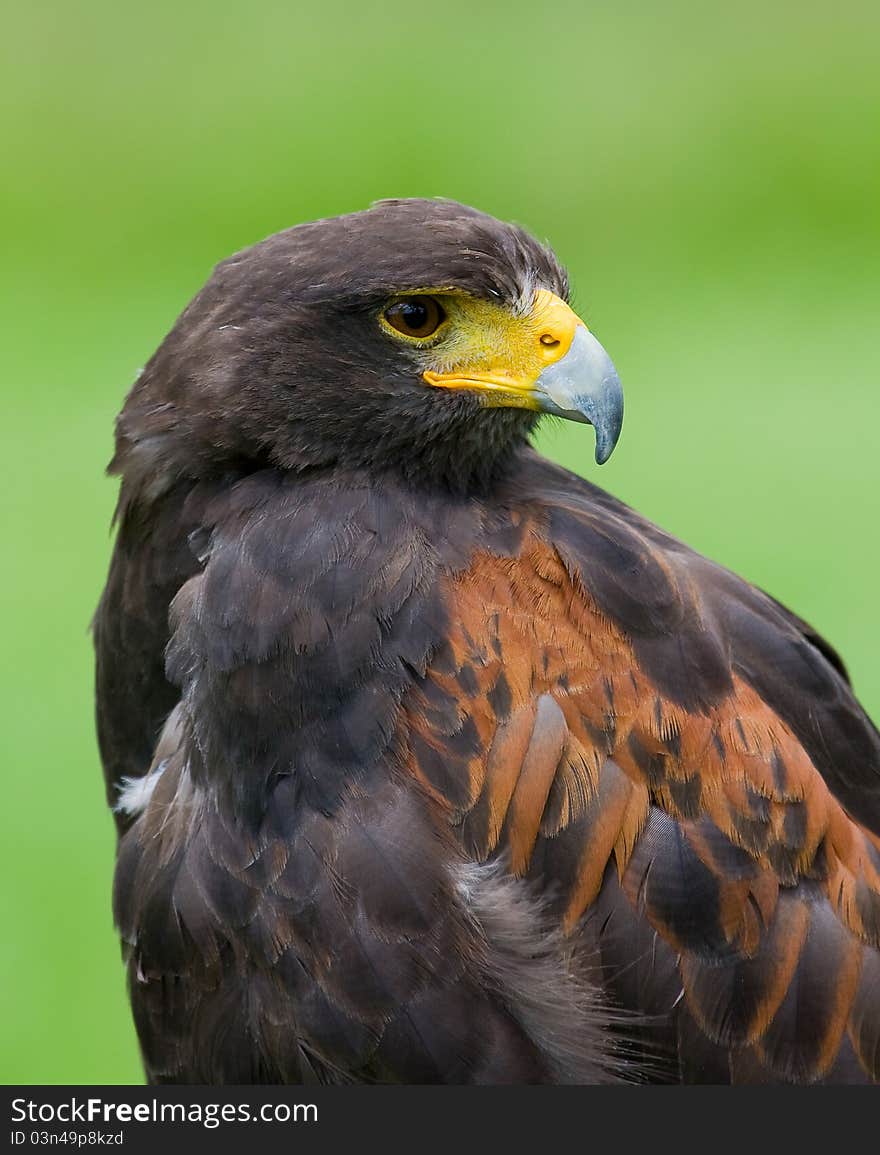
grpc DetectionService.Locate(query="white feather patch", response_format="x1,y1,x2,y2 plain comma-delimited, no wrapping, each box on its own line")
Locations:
114,762,167,816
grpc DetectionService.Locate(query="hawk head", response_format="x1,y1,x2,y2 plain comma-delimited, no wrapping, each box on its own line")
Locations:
112,199,623,495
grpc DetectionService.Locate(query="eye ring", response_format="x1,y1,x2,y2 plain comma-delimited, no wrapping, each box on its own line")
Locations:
382,296,446,340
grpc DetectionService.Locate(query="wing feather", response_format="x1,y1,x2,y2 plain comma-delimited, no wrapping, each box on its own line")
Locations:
406,458,880,1082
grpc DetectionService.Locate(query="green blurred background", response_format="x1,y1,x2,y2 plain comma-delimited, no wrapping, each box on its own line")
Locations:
2,0,878,1083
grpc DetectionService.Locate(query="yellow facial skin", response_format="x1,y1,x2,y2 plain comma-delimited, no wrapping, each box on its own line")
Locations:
379,289,586,409
378,285,624,463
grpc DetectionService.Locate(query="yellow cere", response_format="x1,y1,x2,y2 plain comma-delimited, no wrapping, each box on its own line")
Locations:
382,289,589,408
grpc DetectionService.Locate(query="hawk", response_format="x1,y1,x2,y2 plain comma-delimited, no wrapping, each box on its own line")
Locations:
94,198,880,1083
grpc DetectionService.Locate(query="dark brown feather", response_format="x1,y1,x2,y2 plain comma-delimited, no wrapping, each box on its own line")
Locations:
402,454,880,1082
95,201,880,1084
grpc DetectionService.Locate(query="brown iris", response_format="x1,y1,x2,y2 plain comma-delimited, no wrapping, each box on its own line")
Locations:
383,296,446,339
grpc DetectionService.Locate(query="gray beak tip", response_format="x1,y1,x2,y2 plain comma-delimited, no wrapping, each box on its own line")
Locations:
591,384,624,464
536,327,624,465
594,440,614,466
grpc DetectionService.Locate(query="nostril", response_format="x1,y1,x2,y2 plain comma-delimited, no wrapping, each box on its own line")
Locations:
540,333,561,348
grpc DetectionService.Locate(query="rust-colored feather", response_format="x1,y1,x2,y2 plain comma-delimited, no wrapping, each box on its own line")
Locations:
402,511,880,1082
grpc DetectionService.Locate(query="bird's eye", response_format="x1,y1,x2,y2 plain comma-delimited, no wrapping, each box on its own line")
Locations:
383,296,446,340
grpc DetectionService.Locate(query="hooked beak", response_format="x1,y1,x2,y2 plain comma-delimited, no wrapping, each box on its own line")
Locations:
531,326,624,465
422,290,623,465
